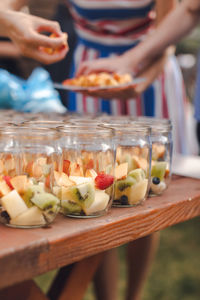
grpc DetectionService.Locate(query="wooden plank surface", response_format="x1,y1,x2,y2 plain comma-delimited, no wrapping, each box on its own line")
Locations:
0,176,200,290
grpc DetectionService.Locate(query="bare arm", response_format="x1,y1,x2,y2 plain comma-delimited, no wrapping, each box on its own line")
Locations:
122,0,200,70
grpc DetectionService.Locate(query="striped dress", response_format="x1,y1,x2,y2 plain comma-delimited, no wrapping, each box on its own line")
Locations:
67,0,189,154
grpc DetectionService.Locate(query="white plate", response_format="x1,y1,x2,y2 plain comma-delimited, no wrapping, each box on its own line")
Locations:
53,78,145,92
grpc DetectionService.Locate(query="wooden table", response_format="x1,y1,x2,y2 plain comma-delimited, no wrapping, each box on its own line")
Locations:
1,175,200,300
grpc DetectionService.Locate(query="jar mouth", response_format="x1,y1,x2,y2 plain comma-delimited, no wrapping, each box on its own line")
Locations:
101,123,151,135
57,124,115,137
21,120,65,128
0,125,58,136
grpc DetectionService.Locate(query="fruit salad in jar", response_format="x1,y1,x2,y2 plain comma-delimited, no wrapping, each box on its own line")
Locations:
150,143,171,196
113,146,149,206
53,152,114,218
0,152,60,228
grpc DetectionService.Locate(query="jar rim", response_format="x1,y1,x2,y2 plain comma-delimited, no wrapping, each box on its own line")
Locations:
101,123,151,134
57,124,115,136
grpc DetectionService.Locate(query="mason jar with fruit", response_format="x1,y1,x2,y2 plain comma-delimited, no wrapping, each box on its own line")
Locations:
148,122,173,195
0,126,61,228
56,125,115,218
103,123,151,207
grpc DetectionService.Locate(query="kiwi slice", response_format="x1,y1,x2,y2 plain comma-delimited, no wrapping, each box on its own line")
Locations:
31,192,59,210
115,177,136,192
128,168,145,182
151,162,167,181
61,200,82,215
22,189,34,208
68,182,95,211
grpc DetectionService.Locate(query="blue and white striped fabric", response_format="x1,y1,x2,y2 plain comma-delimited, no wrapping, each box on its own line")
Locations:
66,0,189,154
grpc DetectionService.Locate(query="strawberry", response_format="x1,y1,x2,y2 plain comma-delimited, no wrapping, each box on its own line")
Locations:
63,160,70,175
3,176,14,190
95,172,114,190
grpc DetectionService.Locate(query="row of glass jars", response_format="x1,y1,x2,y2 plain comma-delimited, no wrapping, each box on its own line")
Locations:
0,115,173,228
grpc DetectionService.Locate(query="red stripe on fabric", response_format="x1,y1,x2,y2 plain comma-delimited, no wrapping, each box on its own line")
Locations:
161,73,169,118
75,22,152,40
81,47,88,113
136,96,142,116
126,100,130,115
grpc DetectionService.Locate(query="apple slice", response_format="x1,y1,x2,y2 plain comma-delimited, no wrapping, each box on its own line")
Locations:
0,180,11,197
69,162,84,177
85,169,98,179
115,163,128,180
54,171,75,187
0,159,5,173
69,176,93,185
63,160,70,175
10,175,29,194
10,206,46,226
84,190,109,215
1,190,28,219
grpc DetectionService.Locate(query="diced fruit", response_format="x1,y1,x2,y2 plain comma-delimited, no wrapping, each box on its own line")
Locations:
152,177,160,185
95,173,114,190
36,157,47,166
22,188,34,208
53,186,61,198
115,179,148,205
150,180,166,195
152,144,165,160
115,163,128,180
128,168,145,182
42,164,51,176
84,190,109,215
0,160,5,173
32,163,43,179
66,182,95,211
151,162,167,181
69,162,84,176
127,179,148,205
63,160,70,175
31,192,59,210
85,169,98,179
1,190,28,219
165,169,170,178
10,175,28,194
54,171,75,187
115,177,136,193
4,157,15,171
84,159,94,170
0,180,11,197
69,176,93,185
3,176,14,190
61,200,82,214
45,174,50,188
10,206,46,226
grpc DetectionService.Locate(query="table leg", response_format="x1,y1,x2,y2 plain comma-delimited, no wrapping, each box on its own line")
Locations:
0,280,48,300
48,252,103,300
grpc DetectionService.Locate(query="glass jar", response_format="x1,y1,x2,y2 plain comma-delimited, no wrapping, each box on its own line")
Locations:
56,124,115,218
148,123,173,196
103,123,151,207
0,126,61,228
22,120,65,128
130,119,173,196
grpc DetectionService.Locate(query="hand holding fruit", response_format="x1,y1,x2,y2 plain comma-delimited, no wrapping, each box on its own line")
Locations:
3,10,68,64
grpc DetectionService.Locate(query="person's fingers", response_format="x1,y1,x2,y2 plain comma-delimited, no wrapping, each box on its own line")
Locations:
23,46,68,64
76,63,90,76
28,31,68,49
35,18,62,35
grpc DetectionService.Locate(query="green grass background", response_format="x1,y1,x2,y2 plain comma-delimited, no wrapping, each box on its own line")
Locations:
35,216,200,300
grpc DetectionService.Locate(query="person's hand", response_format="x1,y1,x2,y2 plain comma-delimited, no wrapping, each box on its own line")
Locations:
76,55,136,77
4,11,68,64
75,53,145,100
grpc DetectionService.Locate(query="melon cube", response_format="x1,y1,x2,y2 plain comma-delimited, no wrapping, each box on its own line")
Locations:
1,190,28,219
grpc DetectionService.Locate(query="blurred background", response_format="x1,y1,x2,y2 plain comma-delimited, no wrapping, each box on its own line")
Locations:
1,1,200,299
